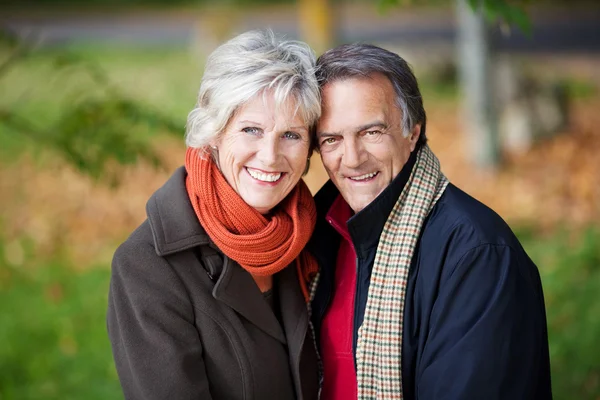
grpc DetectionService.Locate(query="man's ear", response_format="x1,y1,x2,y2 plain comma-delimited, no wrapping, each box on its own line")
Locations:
409,124,421,152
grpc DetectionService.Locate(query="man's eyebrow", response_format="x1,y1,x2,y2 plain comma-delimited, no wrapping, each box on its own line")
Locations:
316,131,341,138
317,121,388,138
356,121,388,132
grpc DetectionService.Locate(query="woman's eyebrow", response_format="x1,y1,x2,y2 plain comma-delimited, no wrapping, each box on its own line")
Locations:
288,126,309,132
237,120,262,126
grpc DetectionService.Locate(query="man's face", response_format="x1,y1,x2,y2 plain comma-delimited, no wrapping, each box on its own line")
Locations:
317,73,420,213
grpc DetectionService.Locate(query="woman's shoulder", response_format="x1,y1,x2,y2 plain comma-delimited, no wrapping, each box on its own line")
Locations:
112,216,216,293
112,219,165,274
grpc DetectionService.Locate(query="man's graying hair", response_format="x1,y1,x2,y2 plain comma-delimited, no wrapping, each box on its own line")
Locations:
316,43,427,146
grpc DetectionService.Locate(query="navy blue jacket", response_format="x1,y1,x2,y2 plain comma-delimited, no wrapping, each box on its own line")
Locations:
308,151,552,399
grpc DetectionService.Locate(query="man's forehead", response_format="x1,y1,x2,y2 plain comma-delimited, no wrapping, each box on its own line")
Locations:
322,76,395,108
322,73,393,94
318,79,397,133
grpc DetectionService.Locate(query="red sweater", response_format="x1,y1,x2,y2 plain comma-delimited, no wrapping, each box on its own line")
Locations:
320,195,358,400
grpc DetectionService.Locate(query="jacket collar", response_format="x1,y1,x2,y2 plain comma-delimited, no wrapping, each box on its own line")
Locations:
278,264,310,351
147,167,305,345
215,264,309,392
146,166,211,256
326,195,354,243
212,256,287,343
211,249,310,346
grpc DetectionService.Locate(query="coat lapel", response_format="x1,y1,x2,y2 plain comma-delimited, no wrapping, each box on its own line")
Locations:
277,265,309,369
213,256,286,344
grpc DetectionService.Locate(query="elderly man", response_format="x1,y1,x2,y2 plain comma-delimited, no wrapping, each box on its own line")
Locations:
308,44,552,400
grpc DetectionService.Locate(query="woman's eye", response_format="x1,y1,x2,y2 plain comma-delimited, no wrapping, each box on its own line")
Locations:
283,131,300,140
242,127,261,135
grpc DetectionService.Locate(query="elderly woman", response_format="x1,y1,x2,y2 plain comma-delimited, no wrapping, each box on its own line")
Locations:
107,30,321,400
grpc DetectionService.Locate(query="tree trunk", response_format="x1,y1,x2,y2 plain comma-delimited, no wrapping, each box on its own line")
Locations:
456,0,500,170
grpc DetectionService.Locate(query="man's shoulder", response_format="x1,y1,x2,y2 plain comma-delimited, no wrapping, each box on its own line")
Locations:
423,183,520,251
418,183,538,287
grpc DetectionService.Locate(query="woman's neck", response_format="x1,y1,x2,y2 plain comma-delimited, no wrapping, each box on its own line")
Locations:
251,274,273,293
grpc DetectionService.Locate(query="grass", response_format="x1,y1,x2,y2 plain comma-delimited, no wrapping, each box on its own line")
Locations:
0,248,122,399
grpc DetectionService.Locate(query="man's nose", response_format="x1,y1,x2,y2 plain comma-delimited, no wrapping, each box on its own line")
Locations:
341,138,366,168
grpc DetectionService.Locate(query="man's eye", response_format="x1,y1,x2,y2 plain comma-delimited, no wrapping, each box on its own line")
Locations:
366,130,382,136
242,127,261,135
321,137,337,146
283,131,300,140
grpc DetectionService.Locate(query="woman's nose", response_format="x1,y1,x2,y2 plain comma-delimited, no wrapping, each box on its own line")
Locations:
257,135,280,166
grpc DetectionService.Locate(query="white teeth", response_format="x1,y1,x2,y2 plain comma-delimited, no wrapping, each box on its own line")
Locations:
349,172,378,181
247,168,282,182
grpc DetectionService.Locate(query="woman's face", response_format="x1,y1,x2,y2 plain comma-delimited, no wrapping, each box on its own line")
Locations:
213,92,311,214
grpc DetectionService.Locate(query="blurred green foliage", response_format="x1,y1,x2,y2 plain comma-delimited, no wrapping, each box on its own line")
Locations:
0,241,122,399
561,77,598,100
379,0,532,33
0,228,598,398
0,30,185,184
523,228,600,399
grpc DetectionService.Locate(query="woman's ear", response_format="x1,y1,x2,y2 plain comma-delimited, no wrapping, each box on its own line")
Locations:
303,156,311,176
208,135,219,149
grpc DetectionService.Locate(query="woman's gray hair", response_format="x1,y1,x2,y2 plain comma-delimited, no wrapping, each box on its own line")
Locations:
185,30,321,149
316,43,427,146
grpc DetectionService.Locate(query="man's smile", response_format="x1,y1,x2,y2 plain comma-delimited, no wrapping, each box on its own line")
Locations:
347,171,379,182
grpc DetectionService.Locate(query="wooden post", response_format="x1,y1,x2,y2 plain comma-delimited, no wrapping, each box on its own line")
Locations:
298,0,335,54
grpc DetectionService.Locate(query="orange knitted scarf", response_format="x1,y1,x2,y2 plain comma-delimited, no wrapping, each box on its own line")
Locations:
184,147,318,302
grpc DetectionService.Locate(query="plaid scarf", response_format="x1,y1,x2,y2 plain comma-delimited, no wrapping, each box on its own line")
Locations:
355,144,449,399
309,144,449,399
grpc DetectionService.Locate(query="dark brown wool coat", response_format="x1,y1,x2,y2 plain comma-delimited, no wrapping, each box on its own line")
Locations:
107,167,319,400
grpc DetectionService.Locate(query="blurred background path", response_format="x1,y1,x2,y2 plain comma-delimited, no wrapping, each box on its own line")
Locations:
2,4,600,53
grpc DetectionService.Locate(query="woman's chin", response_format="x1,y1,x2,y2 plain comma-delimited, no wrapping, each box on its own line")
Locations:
252,205,273,215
